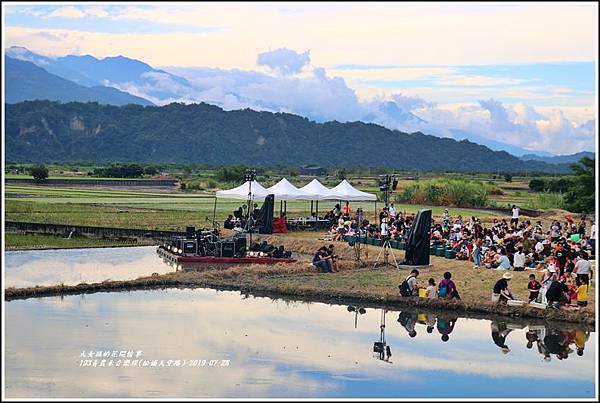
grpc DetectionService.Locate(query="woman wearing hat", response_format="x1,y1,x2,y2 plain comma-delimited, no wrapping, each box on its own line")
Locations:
492,272,515,303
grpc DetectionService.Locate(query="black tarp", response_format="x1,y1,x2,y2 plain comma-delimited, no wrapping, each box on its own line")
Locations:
256,194,274,234
401,209,431,266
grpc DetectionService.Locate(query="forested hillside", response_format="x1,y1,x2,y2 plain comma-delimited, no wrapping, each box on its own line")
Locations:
5,100,566,173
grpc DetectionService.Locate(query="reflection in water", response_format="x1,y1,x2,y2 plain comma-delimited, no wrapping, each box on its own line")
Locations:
5,289,596,398
4,247,173,287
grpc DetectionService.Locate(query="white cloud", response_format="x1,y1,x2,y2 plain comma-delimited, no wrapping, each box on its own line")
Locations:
257,48,311,75
46,6,85,19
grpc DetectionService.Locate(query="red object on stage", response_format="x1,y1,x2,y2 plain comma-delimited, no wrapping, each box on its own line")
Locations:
272,216,288,233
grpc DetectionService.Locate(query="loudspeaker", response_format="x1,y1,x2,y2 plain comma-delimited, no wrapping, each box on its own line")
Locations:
401,209,432,266
186,226,196,239
183,240,197,254
234,234,247,257
220,241,235,258
392,179,398,190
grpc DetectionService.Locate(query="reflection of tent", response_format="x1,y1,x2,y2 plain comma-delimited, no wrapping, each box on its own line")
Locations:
266,178,314,200
329,179,377,201
298,179,337,200
215,180,270,200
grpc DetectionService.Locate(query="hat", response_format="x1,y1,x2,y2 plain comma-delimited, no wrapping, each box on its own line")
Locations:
502,272,513,280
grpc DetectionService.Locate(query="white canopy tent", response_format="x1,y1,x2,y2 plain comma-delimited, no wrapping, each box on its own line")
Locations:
215,180,270,200
329,179,377,201
266,178,314,201
298,179,337,200
212,177,378,228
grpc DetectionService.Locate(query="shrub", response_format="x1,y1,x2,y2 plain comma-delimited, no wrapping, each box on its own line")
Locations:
28,164,49,182
395,178,496,208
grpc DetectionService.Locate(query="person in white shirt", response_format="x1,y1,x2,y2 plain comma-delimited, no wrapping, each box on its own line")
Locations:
590,222,596,251
388,203,397,219
510,205,520,226
513,246,526,271
575,252,592,285
380,218,389,239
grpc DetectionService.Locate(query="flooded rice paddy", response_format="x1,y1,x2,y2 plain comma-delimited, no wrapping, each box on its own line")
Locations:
3,248,596,398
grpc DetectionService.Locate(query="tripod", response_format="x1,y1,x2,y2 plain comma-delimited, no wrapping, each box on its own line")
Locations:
373,236,399,269
352,232,367,268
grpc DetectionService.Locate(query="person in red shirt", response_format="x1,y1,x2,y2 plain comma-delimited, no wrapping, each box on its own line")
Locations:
527,273,542,303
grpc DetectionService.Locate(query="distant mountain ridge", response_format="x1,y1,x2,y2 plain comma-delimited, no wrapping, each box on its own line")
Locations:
5,100,569,173
5,56,154,106
519,151,595,164
6,46,194,101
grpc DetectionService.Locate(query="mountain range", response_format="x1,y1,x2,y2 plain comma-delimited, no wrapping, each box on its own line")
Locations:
4,46,594,165
5,56,153,106
5,100,572,173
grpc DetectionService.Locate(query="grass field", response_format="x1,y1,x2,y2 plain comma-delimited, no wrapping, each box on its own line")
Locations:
5,182,502,234
5,233,153,250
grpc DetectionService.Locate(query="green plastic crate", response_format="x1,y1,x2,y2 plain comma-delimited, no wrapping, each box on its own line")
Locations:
445,250,457,259
436,247,445,256
430,246,436,255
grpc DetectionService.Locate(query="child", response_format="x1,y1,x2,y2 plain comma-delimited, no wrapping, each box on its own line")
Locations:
527,274,541,303
438,272,460,300
426,278,437,299
576,277,588,307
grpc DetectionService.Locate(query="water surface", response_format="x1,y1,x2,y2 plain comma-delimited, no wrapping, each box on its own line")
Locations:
4,246,171,287
5,288,595,398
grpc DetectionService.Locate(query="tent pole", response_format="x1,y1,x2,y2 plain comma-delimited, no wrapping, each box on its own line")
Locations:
316,200,319,219
284,200,287,215
375,201,377,224
280,200,283,216
311,200,314,216
212,197,218,229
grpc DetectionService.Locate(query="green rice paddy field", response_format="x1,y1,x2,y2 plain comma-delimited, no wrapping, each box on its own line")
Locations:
4,184,502,232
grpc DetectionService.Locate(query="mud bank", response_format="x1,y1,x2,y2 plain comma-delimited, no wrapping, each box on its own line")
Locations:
5,268,595,326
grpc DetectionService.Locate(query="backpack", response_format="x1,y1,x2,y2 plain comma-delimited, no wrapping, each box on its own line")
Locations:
399,276,412,297
438,285,448,298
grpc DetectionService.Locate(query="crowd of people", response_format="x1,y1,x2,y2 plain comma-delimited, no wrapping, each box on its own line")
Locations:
317,201,595,310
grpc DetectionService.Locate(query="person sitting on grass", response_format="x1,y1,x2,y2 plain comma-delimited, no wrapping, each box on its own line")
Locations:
399,269,420,297
312,247,332,273
497,248,512,271
527,273,541,303
513,246,526,271
493,272,515,303
426,278,438,298
438,271,460,300
326,244,340,272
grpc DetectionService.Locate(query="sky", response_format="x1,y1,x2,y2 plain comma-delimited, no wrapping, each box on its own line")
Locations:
3,2,598,154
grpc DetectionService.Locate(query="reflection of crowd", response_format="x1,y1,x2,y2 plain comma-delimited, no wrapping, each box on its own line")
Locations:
393,309,591,360
397,310,459,342
525,326,590,361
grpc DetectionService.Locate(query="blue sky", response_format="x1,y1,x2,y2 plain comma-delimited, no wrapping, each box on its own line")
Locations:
2,2,597,153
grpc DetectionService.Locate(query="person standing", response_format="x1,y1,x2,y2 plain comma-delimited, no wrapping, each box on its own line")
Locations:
511,205,520,227
527,274,542,303
574,252,592,286
590,221,596,251
380,218,389,240
388,202,397,219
